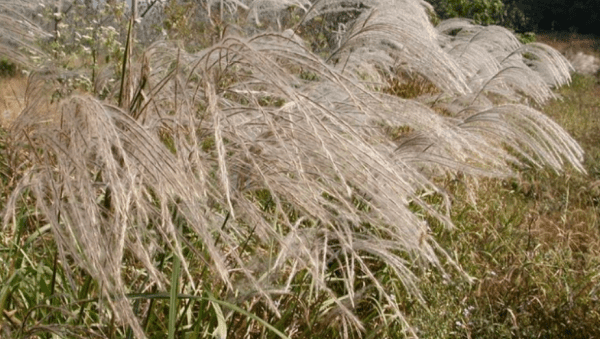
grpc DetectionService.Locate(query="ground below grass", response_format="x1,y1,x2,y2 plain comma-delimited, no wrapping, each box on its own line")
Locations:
402,34,600,338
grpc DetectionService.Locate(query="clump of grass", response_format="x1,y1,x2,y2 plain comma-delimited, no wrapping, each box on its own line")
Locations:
0,1,594,338
384,70,439,99
401,71,600,338
545,74,600,164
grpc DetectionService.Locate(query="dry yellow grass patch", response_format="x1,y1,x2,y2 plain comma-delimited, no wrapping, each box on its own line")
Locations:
537,32,600,75
0,76,27,127
536,32,600,55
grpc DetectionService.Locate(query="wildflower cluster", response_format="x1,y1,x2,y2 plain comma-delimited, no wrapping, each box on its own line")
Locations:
37,1,128,96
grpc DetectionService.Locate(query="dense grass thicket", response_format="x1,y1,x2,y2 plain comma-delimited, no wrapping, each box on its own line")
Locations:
0,1,598,338
403,72,600,338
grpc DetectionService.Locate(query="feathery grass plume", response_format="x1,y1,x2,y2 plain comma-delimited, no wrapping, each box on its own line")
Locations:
0,1,50,69
517,42,574,86
281,3,581,174
136,21,583,331
429,19,582,172
2,39,445,336
4,80,191,337
309,0,470,95
138,33,455,331
436,19,573,106
458,104,585,173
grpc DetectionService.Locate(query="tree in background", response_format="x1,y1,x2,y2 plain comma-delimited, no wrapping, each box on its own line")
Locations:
521,0,599,34
428,0,600,34
426,0,506,25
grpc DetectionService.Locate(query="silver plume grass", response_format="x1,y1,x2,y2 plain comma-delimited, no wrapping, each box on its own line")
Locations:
0,1,50,68
437,19,573,105
0,0,586,337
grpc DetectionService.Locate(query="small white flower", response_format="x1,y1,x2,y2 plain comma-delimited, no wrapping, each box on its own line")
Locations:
463,306,475,317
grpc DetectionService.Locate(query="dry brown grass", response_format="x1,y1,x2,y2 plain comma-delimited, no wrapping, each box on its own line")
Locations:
536,32,600,76
0,76,27,127
536,32,600,56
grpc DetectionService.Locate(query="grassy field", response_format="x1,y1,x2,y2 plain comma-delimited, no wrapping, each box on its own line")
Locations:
1,1,599,338
404,72,600,338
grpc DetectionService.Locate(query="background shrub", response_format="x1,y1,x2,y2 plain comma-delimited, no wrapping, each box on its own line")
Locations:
426,0,506,25
0,58,17,77
429,0,600,34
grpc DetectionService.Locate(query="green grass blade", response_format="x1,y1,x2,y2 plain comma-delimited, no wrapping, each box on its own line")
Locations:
128,293,291,339
168,254,181,339
210,295,227,339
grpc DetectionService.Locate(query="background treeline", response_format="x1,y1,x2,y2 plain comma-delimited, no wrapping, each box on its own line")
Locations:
428,0,600,35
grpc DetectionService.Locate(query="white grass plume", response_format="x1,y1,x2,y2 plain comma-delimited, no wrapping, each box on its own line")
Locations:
323,1,471,95
437,19,573,105
0,1,51,68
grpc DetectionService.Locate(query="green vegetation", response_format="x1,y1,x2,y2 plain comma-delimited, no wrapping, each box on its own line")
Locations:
0,58,17,77
0,1,598,338
427,0,506,25
429,0,600,34
512,0,600,34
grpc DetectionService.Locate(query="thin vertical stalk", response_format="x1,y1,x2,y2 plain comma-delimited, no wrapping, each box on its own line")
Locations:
168,253,181,339
118,0,138,108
